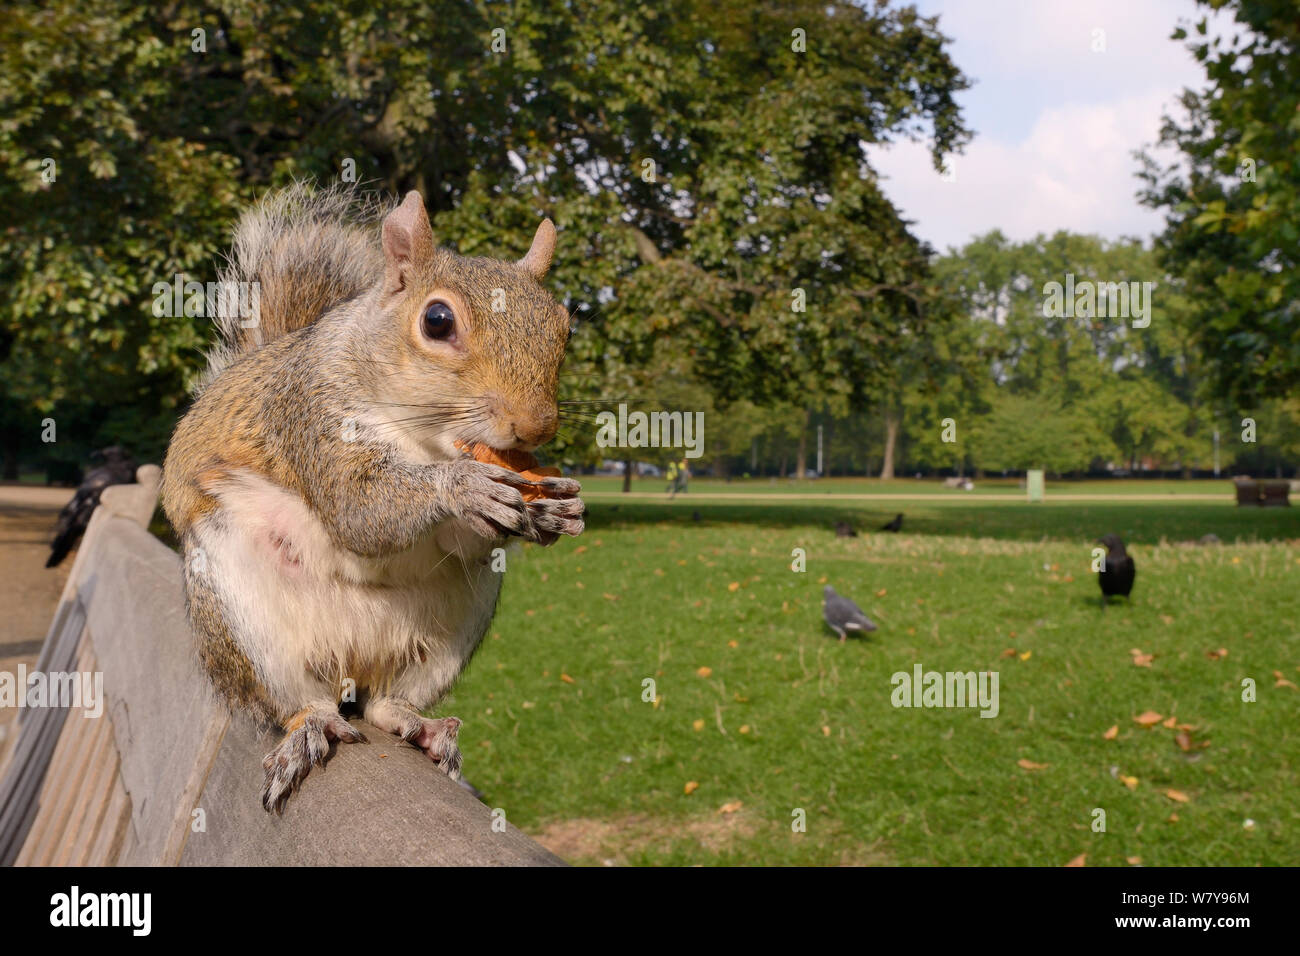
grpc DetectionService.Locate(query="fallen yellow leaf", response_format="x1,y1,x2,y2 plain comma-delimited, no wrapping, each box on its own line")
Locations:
1134,711,1164,727
560,673,576,684
1133,653,1154,667
1103,725,1119,740
1126,856,1142,865
739,725,751,734
821,725,831,736
696,666,713,678
727,581,740,592
727,639,739,648
1174,732,1192,752
718,801,743,815
1019,650,1032,661
1162,716,1177,729
1166,789,1190,803
684,781,699,795
692,719,705,732
1064,853,1087,867
1018,759,1049,771
1121,775,1139,790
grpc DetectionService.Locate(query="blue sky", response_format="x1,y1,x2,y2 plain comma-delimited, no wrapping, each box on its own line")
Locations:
866,0,1229,252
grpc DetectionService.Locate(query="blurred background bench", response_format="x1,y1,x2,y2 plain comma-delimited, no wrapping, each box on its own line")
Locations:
1233,478,1292,507
0,467,561,866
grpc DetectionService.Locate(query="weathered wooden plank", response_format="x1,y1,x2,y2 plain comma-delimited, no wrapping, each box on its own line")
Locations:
181,713,564,867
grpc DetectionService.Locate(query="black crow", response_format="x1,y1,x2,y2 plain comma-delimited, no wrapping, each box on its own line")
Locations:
834,520,857,537
880,513,904,533
1097,533,1136,603
46,446,139,568
822,585,878,641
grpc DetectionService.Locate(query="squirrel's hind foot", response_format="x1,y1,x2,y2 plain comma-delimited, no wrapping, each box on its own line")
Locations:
261,707,366,813
365,697,463,780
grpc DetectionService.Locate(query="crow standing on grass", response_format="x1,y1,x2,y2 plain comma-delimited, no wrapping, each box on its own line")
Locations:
880,513,904,533
1096,533,1136,604
822,585,878,641
46,446,139,568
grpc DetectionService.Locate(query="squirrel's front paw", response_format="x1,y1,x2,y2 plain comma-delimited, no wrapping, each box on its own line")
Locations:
527,495,585,545
448,460,536,540
261,708,366,813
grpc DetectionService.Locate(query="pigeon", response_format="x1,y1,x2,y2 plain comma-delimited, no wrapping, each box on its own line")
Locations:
822,585,877,641
46,446,139,568
880,513,904,533
1097,533,1136,604
834,520,858,537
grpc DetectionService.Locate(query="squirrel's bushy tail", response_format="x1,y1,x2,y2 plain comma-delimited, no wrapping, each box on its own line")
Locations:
200,182,385,389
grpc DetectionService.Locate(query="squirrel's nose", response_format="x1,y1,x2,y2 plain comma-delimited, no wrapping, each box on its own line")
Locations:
510,409,557,449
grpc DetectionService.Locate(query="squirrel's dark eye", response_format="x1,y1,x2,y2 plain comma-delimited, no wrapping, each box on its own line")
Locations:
421,301,456,341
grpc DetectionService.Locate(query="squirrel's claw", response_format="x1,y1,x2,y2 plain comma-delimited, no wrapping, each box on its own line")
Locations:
364,698,464,780
261,708,366,813
527,495,585,543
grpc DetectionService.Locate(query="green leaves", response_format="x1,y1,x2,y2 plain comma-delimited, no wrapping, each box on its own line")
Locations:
1139,0,1300,407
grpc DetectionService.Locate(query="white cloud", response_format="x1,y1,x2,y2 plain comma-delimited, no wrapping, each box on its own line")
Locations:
867,0,1230,251
869,91,1178,251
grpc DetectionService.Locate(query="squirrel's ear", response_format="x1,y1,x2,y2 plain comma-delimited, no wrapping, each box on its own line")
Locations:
382,191,435,293
518,219,556,281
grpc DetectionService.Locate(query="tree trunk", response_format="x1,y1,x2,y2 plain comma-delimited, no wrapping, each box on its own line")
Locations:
622,457,633,493
1,428,18,481
795,408,809,480
880,408,900,480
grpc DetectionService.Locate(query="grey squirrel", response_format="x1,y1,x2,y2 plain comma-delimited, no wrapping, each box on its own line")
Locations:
160,184,584,811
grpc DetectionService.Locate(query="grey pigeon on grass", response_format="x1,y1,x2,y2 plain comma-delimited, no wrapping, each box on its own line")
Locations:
823,585,878,641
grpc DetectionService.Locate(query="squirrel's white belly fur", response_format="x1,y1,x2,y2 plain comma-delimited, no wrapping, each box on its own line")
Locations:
196,469,501,715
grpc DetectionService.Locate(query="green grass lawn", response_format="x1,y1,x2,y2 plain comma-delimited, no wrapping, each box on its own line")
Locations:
442,495,1300,865
576,474,1245,496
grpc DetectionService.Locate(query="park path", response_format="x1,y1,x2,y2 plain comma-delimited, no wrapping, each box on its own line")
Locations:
0,485,73,766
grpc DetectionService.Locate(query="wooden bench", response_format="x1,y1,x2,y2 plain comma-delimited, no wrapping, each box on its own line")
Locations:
0,467,562,866
1234,478,1291,507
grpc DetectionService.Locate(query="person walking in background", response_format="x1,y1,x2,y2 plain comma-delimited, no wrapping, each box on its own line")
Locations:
665,459,679,496
673,458,690,498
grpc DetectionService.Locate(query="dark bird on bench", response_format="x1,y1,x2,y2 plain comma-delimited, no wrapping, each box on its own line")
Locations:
1096,533,1136,604
880,513,904,533
834,520,858,537
823,585,877,641
46,446,138,568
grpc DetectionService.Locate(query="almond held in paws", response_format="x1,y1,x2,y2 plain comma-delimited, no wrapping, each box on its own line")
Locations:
456,441,565,501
